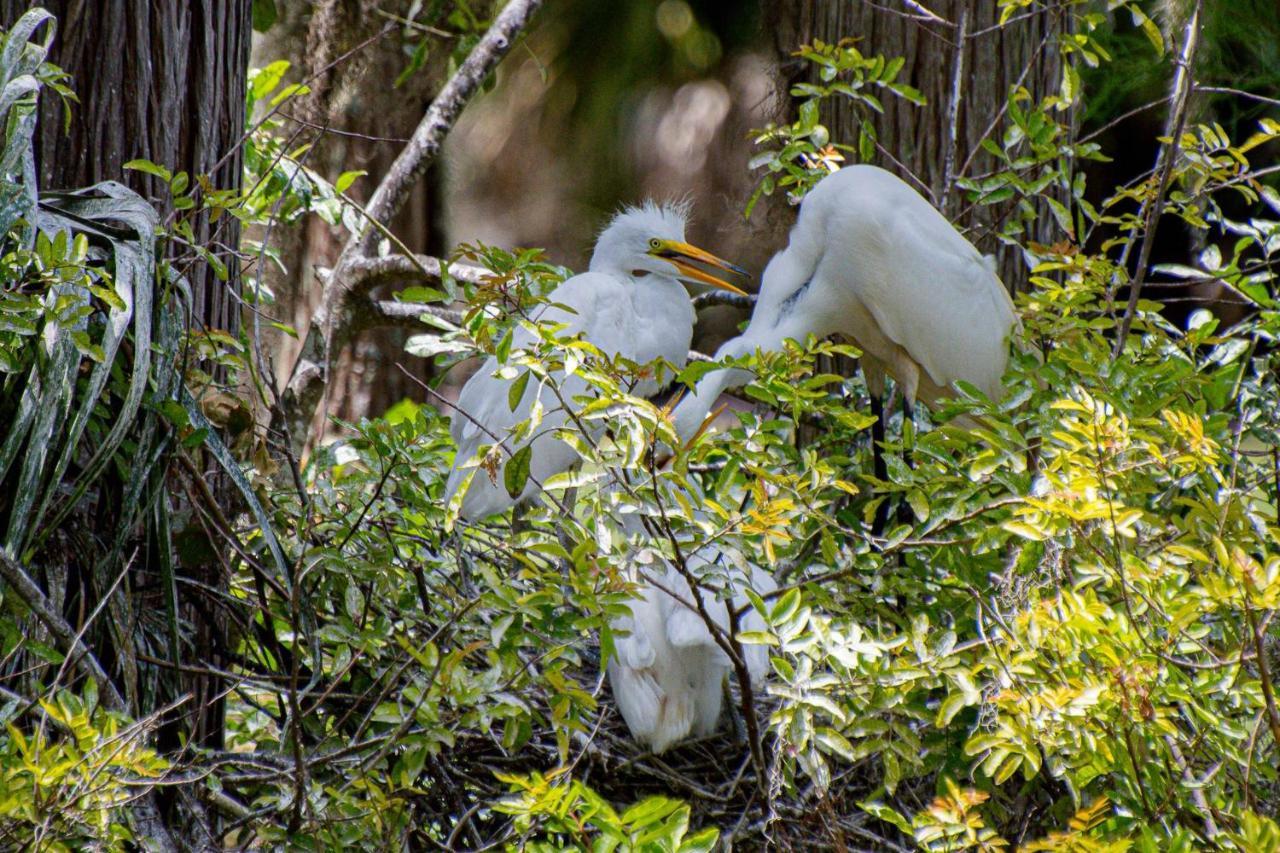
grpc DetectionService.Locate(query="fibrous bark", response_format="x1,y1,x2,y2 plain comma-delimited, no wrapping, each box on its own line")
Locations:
0,2,252,843
767,0,1072,287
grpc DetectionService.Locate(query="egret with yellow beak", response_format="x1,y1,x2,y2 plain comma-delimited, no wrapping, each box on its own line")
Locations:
444,201,749,520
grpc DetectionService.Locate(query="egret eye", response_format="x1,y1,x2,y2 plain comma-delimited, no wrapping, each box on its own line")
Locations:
649,238,662,250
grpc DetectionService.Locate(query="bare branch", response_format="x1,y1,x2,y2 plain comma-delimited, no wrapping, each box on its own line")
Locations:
1113,2,1202,358
344,253,490,296
275,0,543,455
693,290,757,312
1197,86,1280,109
350,0,543,254
900,0,951,24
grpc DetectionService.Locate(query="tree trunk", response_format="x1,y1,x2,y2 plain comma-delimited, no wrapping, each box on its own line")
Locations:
767,0,1070,288
1,0,251,836
9,0,251,332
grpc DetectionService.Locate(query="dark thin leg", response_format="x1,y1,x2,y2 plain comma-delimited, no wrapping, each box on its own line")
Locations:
870,392,891,534
870,393,888,483
896,397,916,528
903,397,916,470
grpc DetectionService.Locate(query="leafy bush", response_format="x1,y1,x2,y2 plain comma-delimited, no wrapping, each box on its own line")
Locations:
2,1,1279,850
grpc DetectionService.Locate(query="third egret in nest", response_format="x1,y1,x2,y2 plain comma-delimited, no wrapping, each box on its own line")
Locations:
608,539,775,753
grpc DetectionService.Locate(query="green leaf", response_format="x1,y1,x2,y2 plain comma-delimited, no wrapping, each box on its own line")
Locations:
504,445,533,499
1130,4,1164,55
906,489,929,523
334,169,366,193
398,286,447,304
769,588,801,624
123,159,171,182
250,59,290,101
816,727,855,760
507,370,531,412
936,691,970,727
678,827,720,853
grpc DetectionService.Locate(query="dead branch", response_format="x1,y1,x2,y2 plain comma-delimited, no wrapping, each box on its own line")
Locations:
345,253,490,295
277,0,544,456
1112,1,1202,358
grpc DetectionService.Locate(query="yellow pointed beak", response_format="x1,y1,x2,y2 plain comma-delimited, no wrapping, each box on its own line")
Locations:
650,240,750,295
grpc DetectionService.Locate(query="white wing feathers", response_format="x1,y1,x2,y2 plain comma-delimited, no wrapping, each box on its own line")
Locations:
444,273,628,519
818,166,1015,401
608,550,775,753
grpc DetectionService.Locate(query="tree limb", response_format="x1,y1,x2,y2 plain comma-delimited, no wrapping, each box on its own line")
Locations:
350,0,543,258
275,0,543,455
1112,1,1202,358
344,254,490,296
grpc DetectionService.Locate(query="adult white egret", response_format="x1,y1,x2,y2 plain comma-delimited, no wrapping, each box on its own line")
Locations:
444,202,749,521
608,540,775,753
670,165,1017,446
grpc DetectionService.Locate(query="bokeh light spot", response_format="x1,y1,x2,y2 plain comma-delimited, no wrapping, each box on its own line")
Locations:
655,0,693,40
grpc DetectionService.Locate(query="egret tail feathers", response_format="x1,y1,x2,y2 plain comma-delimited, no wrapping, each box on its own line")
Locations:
607,661,695,753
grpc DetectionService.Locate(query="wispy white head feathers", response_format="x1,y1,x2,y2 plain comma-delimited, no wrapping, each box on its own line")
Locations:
589,200,693,274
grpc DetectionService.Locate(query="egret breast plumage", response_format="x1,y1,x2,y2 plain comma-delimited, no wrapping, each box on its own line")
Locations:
443,202,747,520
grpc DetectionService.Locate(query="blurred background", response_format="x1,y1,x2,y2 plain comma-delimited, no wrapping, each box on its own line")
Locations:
241,0,1279,434
250,0,787,432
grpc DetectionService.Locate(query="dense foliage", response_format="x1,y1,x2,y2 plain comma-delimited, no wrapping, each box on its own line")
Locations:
1,1,1279,849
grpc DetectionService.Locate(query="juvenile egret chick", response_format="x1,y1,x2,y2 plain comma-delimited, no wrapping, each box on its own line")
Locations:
443,203,747,520
671,165,1017,444
608,544,775,753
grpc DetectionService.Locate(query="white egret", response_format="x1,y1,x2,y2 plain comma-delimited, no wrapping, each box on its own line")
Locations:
444,202,749,521
671,165,1017,446
608,540,775,753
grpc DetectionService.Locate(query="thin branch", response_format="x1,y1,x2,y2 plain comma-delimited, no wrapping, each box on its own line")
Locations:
0,551,178,852
900,0,950,24
1079,96,1169,144
693,290,757,312
1245,600,1280,751
860,0,952,26
1196,86,1280,110
967,1,1072,39
1112,2,1202,358
277,111,412,143
348,0,543,257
